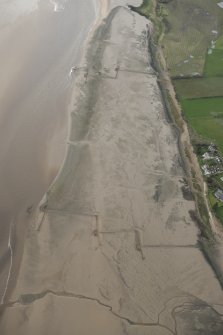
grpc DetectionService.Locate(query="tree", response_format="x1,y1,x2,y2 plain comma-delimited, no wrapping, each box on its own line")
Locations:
213,202,219,212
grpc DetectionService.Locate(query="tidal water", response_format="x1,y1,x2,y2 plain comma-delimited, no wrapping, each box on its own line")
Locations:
0,0,98,300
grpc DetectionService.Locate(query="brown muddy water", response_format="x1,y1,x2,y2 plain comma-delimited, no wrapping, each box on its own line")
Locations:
0,0,98,301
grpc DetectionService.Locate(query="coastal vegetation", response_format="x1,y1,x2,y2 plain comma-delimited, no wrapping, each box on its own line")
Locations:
130,0,223,227
160,0,223,77
174,77,223,99
174,32,223,156
181,98,223,155
129,0,166,43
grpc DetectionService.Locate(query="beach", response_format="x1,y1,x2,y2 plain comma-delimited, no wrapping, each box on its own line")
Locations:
0,1,223,334
0,0,101,306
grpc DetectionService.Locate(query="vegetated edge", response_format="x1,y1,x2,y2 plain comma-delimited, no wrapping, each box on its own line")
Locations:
129,0,223,288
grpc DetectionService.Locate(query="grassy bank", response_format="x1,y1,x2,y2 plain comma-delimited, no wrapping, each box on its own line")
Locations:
174,77,223,99
130,0,223,289
129,0,165,43
173,30,223,157
160,0,223,77
181,97,223,156
131,0,223,229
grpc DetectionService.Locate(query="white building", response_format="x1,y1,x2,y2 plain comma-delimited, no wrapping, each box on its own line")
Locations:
202,164,210,175
215,189,223,202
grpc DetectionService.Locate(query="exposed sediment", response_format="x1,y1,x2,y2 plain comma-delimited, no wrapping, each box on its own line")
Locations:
0,5,223,335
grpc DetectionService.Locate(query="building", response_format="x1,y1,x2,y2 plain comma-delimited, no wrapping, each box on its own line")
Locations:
202,164,210,175
202,152,214,160
208,144,217,153
215,189,223,202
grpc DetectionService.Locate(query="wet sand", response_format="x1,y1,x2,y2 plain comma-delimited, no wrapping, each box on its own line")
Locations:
0,0,99,302
0,2,223,334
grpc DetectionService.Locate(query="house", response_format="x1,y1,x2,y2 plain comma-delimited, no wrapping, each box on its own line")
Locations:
208,144,217,153
202,152,214,160
202,164,210,175
215,189,223,202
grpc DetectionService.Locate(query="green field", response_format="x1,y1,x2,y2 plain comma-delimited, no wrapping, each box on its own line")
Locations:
204,49,223,77
174,32,223,159
209,190,223,224
203,30,223,77
133,0,223,77
160,0,223,77
181,97,223,155
209,191,220,207
174,34,223,99
174,77,223,99
216,206,223,223
130,0,153,18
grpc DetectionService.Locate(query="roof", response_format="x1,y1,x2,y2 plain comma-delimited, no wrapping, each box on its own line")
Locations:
215,189,223,202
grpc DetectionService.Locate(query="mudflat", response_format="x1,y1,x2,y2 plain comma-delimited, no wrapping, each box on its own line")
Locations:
0,0,97,303
0,3,223,335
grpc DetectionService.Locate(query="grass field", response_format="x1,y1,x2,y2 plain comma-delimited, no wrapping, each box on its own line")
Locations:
216,206,223,223
204,49,223,77
209,190,223,224
181,97,223,155
174,77,223,99
216,35,223,49
161,0,223,77
209,191,220,207
174,32,223,98
130,0,153,18
132,1,223,77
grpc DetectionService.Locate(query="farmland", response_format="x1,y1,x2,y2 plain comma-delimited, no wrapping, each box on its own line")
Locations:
174,77,223,99
175,30,223,156
204,49,223,77
174,29,223,157
161,0,223,77
181,97,223,155
159,2,223,181
133,0,223,77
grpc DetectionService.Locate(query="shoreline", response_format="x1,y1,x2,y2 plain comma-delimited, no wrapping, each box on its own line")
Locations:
37,0,109,209
141,4,223,286
151,41,223,287
0,221,13,305
1,5,223,333
85,0,109,44
0,0,107,308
